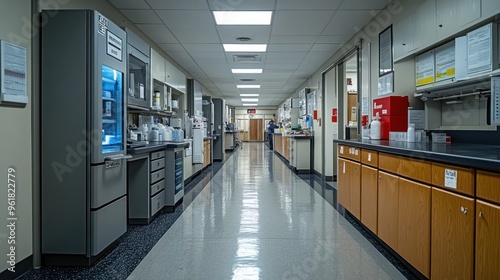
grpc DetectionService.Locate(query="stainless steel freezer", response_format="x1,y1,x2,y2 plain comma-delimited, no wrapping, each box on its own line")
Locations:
41,10,128,266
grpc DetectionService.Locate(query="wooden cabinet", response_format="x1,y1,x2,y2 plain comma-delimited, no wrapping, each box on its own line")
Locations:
379,153,431,184
397,178,431,278
274,134,282,154
377,171,399,250
361,165,378,234
431,187,475,280
475,200,500,280
432,163,475,196
337,158,361,219
203,139,211,169
361,149,378,168
476,170,500,204
284,137,290,161
338,145,360,161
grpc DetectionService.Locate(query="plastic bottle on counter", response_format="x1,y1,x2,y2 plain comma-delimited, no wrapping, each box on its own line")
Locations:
149,127,159,141
407,123,415,142
141,124,149,140
370,113,381,140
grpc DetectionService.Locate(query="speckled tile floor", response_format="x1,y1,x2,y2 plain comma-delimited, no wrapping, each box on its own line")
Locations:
20,142,419,280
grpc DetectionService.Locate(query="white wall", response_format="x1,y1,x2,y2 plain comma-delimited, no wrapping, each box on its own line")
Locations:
0,0,33,274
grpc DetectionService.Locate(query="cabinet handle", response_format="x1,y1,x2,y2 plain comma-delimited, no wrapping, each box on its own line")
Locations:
479,212,483,218
461,207,468,215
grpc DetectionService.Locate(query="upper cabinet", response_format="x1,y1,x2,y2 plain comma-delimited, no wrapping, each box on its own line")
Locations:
151,48,166,83
436,0,480,41
150,48,186,94
165,59,186,94
482,0,500,19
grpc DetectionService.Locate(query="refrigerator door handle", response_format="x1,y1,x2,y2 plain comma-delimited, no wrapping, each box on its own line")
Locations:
104,154,133,161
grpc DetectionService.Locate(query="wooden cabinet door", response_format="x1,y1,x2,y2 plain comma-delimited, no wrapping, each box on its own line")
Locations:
337,159,349,210
476,200,500,280
361,165,378,234
431,188,474,280
349,162,361,219
377,171,399,250
398,178,431,278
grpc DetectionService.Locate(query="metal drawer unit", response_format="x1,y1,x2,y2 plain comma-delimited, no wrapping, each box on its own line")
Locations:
149,150,165,218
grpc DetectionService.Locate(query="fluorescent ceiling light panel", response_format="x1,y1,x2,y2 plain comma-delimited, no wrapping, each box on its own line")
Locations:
237,85,261,89
231,69,263,74
240,94,260,97
243,103,258,106
213,11,272,25
223,44,267,52
241,98,259,102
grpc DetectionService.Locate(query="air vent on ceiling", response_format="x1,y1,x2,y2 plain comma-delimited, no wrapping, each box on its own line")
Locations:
239,78,256,82
233,55,261,63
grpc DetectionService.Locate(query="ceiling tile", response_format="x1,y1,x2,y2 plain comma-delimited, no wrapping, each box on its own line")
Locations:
272,11,334,36
310,43,342,52
316,35,350,44
276,0,342,10
136,24,178,43
155,11,219,43
267,44,312,52
120,10,162,24
269,35,318,44
108,0,149,9
146,0,209,9
207,0,277,10
190,51,226,59
266,51,307,60
298,52,332,70
182,44,223,52
322,10,376,36
339,0,391,10
158,43,184,52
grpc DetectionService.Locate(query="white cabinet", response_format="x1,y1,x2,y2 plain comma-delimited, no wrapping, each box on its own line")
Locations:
482,0,500,19
289,137,312,172
414,0,436,50
165,59,186,94
436,0,480,40
393,12,416,60
150,48,166,83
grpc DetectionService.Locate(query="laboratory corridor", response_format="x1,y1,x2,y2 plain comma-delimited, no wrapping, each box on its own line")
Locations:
127,142,407,280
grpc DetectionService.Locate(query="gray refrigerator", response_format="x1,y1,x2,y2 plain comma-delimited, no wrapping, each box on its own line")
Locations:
212,98,226,161
41,10,128,265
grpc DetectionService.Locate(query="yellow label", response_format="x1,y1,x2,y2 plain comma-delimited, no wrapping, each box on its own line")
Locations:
416,76,435,86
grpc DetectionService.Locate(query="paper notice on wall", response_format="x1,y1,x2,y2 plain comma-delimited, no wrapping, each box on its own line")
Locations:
444,169,458,189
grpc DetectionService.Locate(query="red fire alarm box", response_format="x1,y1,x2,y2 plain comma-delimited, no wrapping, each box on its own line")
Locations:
332,108,338,122
313,109,318,120
372,96,409,139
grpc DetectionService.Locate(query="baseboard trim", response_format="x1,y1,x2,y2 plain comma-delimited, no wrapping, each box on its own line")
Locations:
0,255,33,280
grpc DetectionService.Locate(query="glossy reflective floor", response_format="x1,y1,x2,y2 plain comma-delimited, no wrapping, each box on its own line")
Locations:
127,143,406,280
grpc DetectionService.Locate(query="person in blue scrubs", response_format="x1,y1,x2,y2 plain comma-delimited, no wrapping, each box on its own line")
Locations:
267,120,279,150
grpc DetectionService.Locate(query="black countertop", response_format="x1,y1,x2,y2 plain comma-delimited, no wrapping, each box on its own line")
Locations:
286,135,314,139
334,139,500,172
127,141,190,155
225,130,237,133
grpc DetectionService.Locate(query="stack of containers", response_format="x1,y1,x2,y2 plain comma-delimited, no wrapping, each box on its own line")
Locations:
372,96,409,140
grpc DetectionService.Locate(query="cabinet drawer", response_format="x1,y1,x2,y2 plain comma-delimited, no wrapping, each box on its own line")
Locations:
476,170,500,204
379,153,400,174
150,158,165,172
150,169,165,184
150,179,165,196
150,190,165,216
338,145,360,161
379,153,431,184
432,163,474,196
361,149,378,167
150,150,165,160
399,157,431,184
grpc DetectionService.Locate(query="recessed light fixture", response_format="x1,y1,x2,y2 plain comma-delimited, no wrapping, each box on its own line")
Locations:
213,11,272,25
243,103,258,106
232,69,263,74
237,85,261,89
223,44,267,52
242,98,259,102
240,94,260,97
